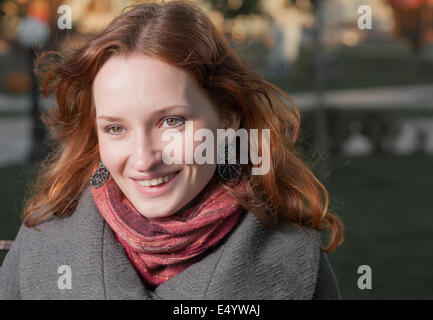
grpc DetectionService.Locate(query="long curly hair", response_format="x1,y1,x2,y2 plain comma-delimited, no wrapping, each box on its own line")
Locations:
23,0,344,252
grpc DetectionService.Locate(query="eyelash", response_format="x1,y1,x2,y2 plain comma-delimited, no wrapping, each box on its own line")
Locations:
103,117,186,135
161,116,185,128
104,126,125,135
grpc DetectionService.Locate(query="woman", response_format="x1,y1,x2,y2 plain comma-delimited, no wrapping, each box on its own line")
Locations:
0,1,344,300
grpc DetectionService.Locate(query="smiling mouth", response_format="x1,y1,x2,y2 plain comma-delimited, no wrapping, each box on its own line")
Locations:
135,171,180,187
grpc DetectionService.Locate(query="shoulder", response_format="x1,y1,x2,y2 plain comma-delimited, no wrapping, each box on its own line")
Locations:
11,186,101,246
258,217,340,300
206,211,323,299
0,186,106,299
230,211,322,267
313,250,341,299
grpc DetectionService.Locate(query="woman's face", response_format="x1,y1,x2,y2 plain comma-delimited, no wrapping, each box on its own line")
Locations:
93,53,235,219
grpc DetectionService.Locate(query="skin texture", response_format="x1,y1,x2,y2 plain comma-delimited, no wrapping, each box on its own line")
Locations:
93,53,239,219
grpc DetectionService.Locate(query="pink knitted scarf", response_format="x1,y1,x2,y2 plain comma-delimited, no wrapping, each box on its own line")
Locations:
91,175,245,289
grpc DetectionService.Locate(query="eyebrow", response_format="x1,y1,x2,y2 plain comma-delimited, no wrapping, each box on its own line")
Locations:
96,105,190,122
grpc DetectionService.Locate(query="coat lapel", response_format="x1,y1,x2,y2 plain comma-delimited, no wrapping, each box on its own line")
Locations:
75,186,318,300
99,202,230,299
94,186,229,300
101,221,153,299
149,240,227,299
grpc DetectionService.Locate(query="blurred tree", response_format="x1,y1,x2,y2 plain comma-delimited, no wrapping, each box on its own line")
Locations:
310,0,331,178
209,0,261,18
387,0,433,50
0,0,66,163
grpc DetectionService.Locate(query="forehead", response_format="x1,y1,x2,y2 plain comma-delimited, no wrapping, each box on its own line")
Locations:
92,53,207,116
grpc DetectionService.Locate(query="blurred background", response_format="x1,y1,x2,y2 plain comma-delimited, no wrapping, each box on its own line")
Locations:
0,0,432,299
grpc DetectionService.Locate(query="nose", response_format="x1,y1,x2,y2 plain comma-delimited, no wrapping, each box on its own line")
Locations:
130,135,162,172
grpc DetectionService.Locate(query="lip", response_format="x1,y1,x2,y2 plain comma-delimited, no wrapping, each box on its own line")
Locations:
131,170,180,180
132,170,180,197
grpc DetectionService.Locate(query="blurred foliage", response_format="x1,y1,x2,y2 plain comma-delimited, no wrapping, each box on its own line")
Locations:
0,0,23,17
270,45,433,93
0,163,38,266
208,0,261,18
326,154,433,299
0,0,5,14
208,0,315,19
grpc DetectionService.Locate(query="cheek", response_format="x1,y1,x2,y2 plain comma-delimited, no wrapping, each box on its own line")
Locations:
98,138,126,173
188,123,220,163
189,163,216,194
196,163,216,177
190,126,218,180
160,128,203,165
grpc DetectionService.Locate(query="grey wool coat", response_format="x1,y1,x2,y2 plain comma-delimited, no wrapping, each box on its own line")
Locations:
0,185,341,300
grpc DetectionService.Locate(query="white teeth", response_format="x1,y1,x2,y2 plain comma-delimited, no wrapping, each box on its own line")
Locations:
137,173,175,187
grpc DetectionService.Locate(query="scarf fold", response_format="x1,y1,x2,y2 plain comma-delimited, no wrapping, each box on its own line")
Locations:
91,175,245,289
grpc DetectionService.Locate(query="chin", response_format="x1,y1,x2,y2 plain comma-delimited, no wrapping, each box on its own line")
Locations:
134,202,178,220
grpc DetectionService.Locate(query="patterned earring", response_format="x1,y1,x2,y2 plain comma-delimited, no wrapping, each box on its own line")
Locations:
90,161,110,188
217,140,241,182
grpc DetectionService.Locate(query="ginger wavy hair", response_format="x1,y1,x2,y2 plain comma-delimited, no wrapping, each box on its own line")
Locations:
23,0,344,252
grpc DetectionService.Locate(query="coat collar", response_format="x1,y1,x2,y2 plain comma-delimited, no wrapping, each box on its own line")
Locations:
46,185,240,299
93,185,243,300
22,185,319,299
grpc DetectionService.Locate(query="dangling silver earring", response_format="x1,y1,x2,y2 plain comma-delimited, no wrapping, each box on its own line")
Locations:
90,161,110,188
217,140,241,182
